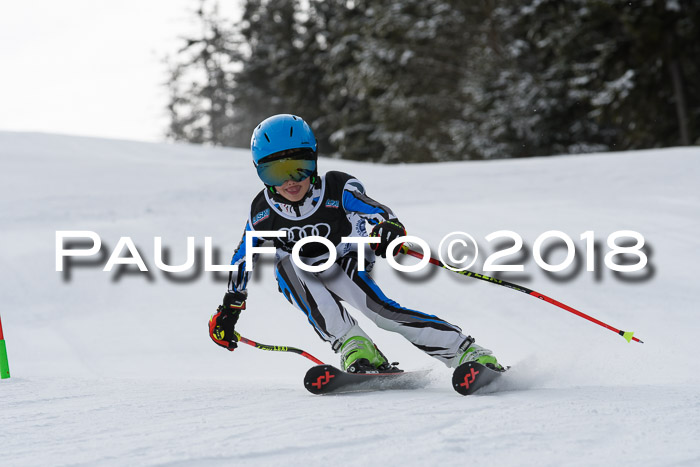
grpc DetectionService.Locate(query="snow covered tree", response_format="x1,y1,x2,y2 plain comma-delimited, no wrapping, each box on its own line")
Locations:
467,1,614,158
319,0,471,163
589,0,700,148
470,0,700,158
220,0,332,150
166,2,242,146
232,0,299,137
167,0,698,159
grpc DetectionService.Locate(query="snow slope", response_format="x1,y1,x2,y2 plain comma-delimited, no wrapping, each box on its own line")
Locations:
1,132,699,466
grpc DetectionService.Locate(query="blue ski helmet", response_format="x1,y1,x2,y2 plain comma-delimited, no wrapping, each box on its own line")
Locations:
251,114,317,166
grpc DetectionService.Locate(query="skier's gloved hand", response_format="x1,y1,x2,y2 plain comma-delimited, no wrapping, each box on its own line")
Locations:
370,220,407,258
209,291,246,351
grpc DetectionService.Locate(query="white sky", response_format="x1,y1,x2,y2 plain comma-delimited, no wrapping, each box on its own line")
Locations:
0,0,240,142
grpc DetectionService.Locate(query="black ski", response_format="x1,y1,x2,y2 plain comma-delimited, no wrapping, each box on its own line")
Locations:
452,361,506,395
304,364,431,395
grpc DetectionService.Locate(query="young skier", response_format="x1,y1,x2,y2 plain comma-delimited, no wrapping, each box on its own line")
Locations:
209,114,503,373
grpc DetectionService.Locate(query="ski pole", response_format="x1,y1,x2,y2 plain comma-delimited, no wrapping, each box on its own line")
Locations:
0,313,10,379
235,332,326,364
400,245,644,344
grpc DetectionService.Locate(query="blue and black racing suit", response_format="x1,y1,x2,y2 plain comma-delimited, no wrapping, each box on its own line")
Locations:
227,171,470,364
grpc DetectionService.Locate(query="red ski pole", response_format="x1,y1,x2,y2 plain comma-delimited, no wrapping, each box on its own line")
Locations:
401,246,643,344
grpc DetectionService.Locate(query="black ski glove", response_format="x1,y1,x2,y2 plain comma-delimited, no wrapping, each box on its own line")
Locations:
370,220,407,258
222,291,247,311
209,291,246,351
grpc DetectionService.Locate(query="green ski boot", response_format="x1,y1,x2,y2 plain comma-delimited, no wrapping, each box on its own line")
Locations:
338,327,400,373
452,338,504,371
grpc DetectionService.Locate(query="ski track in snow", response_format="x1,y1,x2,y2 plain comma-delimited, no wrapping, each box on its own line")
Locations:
1,132,700,466
3,377,699,466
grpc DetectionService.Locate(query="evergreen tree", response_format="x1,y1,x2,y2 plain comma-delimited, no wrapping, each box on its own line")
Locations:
226,0,331,149
591,0,699,148
470,0,612,159
320,0,470,162
166,2,241,146
472,0,700,158
317,0,383,161
231,0,298,137
166,0,699,159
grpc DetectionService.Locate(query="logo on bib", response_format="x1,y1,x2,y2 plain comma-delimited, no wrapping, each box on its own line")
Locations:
281,223,332,242
252,209,270,226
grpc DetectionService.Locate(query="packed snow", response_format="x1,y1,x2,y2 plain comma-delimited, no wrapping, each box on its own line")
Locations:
1,132,699,466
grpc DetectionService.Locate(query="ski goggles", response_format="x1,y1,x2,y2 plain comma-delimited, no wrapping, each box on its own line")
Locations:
256,154,316,186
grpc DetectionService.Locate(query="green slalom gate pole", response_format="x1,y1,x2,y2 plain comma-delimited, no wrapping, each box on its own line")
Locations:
400,245,644,344
0,313,10,379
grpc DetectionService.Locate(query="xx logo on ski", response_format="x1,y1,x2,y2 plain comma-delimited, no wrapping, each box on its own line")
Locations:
460,367,479,389
311,370,335,389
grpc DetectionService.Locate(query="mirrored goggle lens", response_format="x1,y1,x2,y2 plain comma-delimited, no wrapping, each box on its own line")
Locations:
256,158,316,186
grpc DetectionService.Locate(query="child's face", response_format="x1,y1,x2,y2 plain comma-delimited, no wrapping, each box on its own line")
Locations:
275,176,311,202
